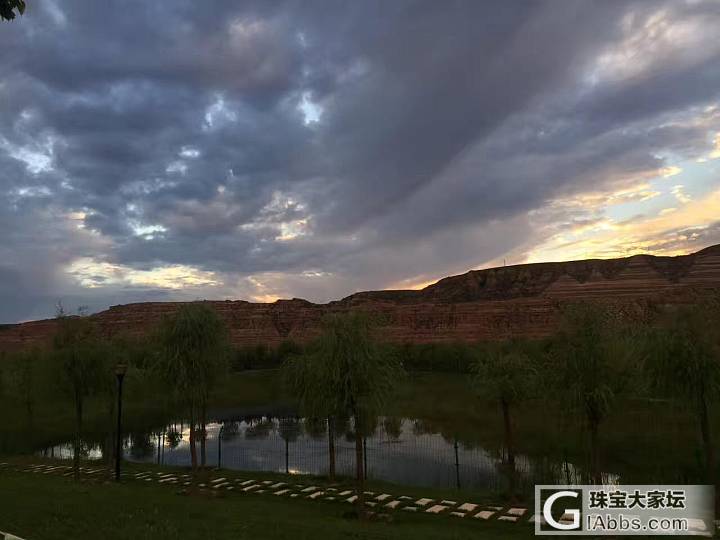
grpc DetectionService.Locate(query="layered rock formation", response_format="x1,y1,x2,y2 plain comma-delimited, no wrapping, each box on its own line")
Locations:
1,244,719,352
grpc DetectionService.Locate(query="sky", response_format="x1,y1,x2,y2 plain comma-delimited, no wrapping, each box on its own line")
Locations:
1,0,720,323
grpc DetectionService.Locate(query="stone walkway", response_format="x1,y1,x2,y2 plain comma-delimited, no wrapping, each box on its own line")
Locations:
1,532,27,540
0,461,536,526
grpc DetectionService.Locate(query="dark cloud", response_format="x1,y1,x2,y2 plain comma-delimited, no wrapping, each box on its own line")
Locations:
1,0,720,322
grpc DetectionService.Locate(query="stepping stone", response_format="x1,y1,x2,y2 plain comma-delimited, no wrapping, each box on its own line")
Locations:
290,494,299,498
363,491,375,496
365,502,377,507
325,496,336,501
426,505,449,514
402,507,418,512
308,491,325,499
326,488,337,492
242,485,260,492
212,483,229,489
345,495,358,503
262,480,273,485
211,477,226,484
488,506,503,511
338,490,353,496
375,494,392,501
474,511,495,520
498,516,518,522
274,489,291,496
385,500,401,509
458,503,477,513
450,512,466,518
240,480,256,486
507,507,526,516
256,489,266,494
226,487,234,491
198,484,207,488
415,498,433,507
687,519,707,532
301,486,318,493
440,500,457,506
270,482,285,489
398,495,412,500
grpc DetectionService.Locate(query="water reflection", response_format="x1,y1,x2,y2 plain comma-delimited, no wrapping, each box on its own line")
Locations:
41,415,615,492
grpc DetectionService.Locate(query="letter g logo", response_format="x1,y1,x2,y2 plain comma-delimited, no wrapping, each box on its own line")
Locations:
543,490,580,530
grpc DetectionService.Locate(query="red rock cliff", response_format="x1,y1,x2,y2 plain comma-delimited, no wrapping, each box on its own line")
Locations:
1,244,719,351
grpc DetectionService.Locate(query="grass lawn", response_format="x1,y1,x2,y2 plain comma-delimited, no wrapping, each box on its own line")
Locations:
0,466,536,540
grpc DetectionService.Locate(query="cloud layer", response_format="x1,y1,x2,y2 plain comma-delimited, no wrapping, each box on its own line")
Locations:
1,0,720,322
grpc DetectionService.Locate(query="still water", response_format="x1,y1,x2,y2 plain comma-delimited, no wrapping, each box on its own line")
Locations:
42,414,596,492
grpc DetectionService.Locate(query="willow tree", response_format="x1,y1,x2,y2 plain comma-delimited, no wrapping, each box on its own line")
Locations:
155,303,228,472
645,299,720,484
551,303,639,483
53,311,106,480
283,312,404,515
471,340,536,472
1,0,25,21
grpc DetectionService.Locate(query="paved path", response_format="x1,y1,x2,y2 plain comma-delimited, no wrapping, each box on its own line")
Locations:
5,462,718,535
0,461,536,525
1,532,27,540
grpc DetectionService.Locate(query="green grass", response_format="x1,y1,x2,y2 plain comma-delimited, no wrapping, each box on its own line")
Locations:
0,466,535,540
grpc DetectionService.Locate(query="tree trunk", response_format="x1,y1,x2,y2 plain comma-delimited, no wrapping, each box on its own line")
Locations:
501,398,515,468
501,399,517,497
106,400,115,474
354,415,365,518
698,394,715,483
189,405,198,472
327,416,336,481
73,394,83,481
589,420,601,484
200,401,207,468
285,438,289,474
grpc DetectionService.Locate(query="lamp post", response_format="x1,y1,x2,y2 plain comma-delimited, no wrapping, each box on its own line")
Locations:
114,362,128,482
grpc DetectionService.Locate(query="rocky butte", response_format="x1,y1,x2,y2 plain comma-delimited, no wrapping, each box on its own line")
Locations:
1,243,719,353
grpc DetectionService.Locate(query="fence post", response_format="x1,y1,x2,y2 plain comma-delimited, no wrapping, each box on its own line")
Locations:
217,425,223,469
454,438,461,490
363,437,368,479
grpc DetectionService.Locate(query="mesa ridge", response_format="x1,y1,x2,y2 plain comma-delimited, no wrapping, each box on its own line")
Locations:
1,244,719,352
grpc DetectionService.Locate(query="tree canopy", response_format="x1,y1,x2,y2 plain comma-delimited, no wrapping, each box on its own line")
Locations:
1,0,25,21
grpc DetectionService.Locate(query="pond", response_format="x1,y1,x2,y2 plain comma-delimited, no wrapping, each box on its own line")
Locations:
40,413,602,493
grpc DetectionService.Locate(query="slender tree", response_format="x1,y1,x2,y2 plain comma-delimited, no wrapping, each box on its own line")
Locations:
471,340,536,473
645,299,720,485
10,347,40,427
283,312,404,517
550,302,639,483
155,303,228,473
53,309,106,480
